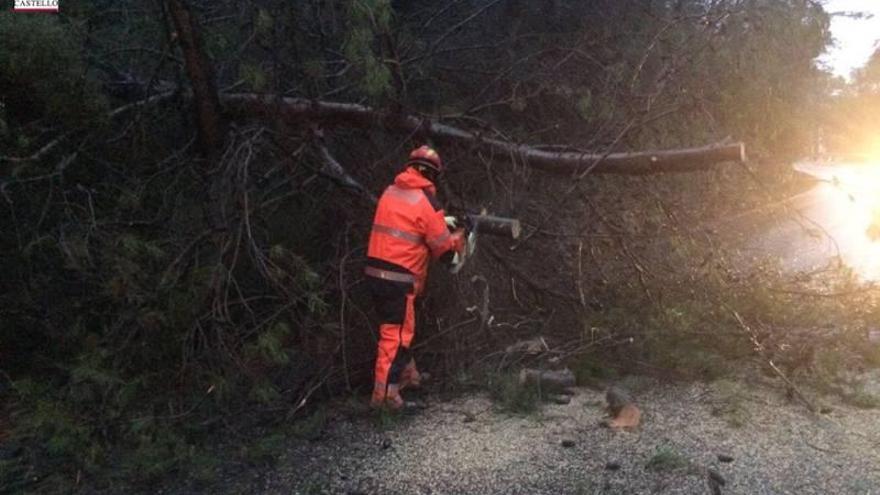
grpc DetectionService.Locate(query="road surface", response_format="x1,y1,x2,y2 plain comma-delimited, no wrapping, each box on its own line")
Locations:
724,161,880,281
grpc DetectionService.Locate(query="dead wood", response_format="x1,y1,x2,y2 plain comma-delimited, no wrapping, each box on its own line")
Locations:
601,386,642,429
312,129,378,204
730,309,818,414
605,386,635,417
221,93,746,175
504,337,548,355
468,214,522,239
519,368,575,393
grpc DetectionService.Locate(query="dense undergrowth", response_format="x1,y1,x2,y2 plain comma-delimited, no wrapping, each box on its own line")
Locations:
483,256,880,413
5,1,880,493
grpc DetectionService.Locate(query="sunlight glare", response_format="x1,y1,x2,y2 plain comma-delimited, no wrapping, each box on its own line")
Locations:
821,161,880,280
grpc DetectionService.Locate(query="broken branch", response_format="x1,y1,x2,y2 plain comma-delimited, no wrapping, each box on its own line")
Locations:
221,93,746,175
314,142,378,204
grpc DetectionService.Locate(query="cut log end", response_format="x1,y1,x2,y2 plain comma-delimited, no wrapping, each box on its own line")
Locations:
519,368,576,393
510,219,521,239
470,214,521,239
220,93,749,176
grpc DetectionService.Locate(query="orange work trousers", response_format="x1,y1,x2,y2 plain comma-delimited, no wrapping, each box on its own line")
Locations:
366,271,419,406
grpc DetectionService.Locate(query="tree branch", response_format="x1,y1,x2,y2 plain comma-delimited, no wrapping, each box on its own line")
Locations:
222,93,746,175
312,131,378,204
0,133,69,164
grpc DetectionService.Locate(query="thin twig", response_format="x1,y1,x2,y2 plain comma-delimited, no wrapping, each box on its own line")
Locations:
730,309,817,414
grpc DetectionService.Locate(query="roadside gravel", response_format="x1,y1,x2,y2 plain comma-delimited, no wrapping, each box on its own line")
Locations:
190,375,880,494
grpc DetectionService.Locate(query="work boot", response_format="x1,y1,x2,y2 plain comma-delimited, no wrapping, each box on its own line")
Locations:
400,360,431,391
400,361,421,390
370,382,405,411
384,384,405,411
370,382,388,409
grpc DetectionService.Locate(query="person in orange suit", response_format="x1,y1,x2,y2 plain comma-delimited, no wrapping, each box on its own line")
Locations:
365,145,465,410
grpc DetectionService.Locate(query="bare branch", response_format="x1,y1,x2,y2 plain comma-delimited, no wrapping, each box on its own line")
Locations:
314,141,378,204
730,309,818,414
0,134,69,164
222,94,746,175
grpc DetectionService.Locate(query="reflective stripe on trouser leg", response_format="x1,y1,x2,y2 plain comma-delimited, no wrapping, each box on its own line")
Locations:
398,294,419,390
375,323,402,387
388,293,416,384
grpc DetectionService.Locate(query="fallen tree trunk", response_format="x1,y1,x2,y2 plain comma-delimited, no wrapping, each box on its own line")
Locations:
221,93,746,175
519,368,575,393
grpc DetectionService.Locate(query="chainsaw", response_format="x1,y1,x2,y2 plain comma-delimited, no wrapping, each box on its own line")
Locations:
445,211,521,273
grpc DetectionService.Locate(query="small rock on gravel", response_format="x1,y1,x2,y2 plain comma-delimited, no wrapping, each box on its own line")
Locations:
605,461,621,471
717,454,734,463
561,439,576,448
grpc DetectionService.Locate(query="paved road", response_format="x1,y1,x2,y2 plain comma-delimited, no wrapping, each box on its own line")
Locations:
726,161,880,281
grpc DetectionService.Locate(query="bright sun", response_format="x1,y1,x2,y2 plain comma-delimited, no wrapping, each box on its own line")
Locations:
793,159,880,281
826,164,880,278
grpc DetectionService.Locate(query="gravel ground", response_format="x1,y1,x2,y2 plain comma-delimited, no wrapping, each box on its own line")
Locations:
188,375,880,495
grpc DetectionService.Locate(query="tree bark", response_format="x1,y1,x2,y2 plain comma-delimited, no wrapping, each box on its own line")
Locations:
519,368,576,393
166,0,225,160
221,93,746,175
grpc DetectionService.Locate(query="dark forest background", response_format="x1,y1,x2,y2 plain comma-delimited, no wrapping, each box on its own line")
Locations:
4,0,880,491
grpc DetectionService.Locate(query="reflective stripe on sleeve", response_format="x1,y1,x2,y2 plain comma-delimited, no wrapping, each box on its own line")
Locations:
385,185,424,205
426,231,451,250
372,224,425,244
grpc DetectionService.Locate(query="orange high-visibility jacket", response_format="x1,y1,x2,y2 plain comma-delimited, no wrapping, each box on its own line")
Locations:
367,168,456,294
